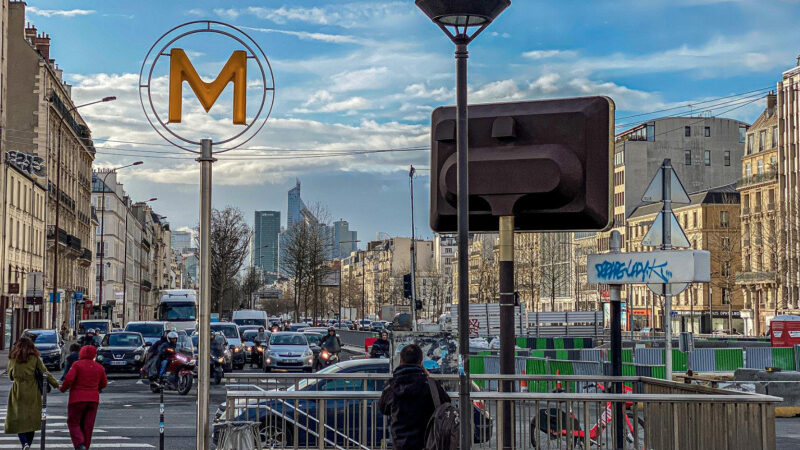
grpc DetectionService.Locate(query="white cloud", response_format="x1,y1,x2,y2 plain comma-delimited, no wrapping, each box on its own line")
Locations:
27,7,95,17
241,26,360,44
186,9,205,16
329,67,391,92
522,50,576,60
217,3,415,29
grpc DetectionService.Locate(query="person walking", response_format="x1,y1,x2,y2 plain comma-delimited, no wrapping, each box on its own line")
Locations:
61,343,82,382
379,344,450,450
4,336,60,449
59,345,107,450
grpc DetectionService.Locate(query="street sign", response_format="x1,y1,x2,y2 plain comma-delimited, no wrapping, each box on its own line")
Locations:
642,166,690,204
587,250,710,285
641,212,691,248
647,282,690,296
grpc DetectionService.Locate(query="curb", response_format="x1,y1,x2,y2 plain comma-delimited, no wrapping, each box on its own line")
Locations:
775,406,800,418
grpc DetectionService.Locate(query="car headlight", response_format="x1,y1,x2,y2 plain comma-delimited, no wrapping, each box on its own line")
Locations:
134,354,141,361
246,346,252,352
217,357,224,363
96,355,104,362
233,347,240,353
303,349,312,357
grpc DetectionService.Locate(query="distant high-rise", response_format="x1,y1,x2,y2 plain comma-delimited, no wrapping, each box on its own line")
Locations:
333,220,358,259
287,179,307,228
253,211,281,283
171,231,192,253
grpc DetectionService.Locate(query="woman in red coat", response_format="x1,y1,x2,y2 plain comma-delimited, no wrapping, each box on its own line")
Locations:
59,345,107,450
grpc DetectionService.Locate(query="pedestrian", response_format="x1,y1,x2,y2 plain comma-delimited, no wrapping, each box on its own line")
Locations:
61,343,82,382
59,344,107,450
78,329,97,347
379,344,450,450
61,321,69,341
4,336,60,449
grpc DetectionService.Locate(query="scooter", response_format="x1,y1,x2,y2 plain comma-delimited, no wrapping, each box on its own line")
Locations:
315,348,340,370
249,341,266,368
211,354,225,385
149,348,195,395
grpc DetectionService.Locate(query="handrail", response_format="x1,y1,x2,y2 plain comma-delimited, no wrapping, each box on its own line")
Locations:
225,389,782,404
224,373,644,381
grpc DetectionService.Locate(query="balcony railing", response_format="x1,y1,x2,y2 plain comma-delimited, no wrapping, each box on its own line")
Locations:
79,248,92,261
755,204,762,213
141,279,152,291
737,170,778,188
46,226,69,246
742,207,750,215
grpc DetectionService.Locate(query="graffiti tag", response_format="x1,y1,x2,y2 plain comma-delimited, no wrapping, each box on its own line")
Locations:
593,259,673,283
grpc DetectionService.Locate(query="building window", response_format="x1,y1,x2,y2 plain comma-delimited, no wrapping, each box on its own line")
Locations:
773,126,778,148
685,126,691,137
722,288,730,304
646,123,655,141
684,150,692,165
720,211,729,228
770,155,777,170
704,126,711,137
739,125,747,143
759,131,766,152
704,150,711,166
747,135,753,154
722,237,731,251
745,163,751,177
724,151,731,166
757,160,764,175
693,211,698,228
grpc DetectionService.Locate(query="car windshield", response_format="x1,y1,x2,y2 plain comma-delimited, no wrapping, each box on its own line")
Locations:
304,334,322,346
29,331,57,344
233,318,266,326
191,335,199,347
242,330,259,341
270,334,307,346
159,302,196,321
210,325,239,339
125,323,163,337
104,333,143,347
79,322,109,334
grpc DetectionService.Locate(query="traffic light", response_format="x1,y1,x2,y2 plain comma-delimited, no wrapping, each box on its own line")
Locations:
415,300,423,311
403,273,412,299
429,97,614,232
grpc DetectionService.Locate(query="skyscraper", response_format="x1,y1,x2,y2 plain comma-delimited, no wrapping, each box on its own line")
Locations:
287,179,307,228
253,211,281,283
333,220,358,259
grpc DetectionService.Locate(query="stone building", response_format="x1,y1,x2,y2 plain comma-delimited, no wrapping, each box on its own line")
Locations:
736,94,780,335
3,2,96,336
778,56,800,318
627,184,742,333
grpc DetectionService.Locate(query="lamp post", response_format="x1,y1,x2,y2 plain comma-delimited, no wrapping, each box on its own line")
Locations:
50,95,116,329
123,197,156,327
97,161,143,322
415,1,511,448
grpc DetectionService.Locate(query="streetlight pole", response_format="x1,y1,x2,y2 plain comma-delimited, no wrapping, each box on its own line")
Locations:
50,95,116,329
98,162,143,321
416,2,510,448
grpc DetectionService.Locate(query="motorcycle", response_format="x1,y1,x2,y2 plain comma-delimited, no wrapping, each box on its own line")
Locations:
316,348,340,370
211,354,225,385
149,348,195,395
249,341,266,368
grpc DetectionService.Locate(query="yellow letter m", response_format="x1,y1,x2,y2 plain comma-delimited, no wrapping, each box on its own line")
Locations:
168,48,247,124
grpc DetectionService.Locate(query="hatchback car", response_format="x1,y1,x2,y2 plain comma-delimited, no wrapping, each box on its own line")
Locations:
124,321,168,346
211,322,245,369
264,332,314,372
95,332,147,373
24,329,67,371
214,359,492,447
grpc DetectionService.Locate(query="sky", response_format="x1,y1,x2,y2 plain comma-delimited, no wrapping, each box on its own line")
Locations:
20,0,800,244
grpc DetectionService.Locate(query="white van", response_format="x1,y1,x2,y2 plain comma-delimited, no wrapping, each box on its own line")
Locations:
78,319,112,338
232,310,268,328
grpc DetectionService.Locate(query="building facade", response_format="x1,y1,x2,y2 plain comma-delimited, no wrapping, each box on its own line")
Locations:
332,219,357,260
627,185,743,333
778,56,800,319
736,95,780,335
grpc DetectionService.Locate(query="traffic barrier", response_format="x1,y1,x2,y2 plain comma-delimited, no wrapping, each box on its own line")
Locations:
690,348,716,372
772,347,796,371
745,347,773,369
634,348,662,365
579,348,607,362
470,356,486,388
714,348,744,371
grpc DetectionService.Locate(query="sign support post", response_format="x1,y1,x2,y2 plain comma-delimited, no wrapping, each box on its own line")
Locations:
662,160,674,381
608,231,624,450
196,139,214,450
498,215,515,449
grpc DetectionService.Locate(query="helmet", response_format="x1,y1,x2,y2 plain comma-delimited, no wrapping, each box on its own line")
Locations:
167,331,178,340
328,327,336,333
258,327,265,332
87,329,95,334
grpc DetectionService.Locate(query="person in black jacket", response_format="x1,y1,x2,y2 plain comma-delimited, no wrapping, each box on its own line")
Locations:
61,343,82,381
379,344,450,450
370,332,390,358
77,330,97,348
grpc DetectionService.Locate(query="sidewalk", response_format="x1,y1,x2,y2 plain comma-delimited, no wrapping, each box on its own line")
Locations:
0,349,7,373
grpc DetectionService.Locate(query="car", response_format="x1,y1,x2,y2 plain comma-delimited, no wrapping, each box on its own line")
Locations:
287,323,309,332
242,329,270,364
263,332,314,372
232,310,268,328
237,325,261,337
370,321,387,332
214,359,492,448
304,327,329,335
25,329,67,371
357,319,372,331
124,321,169,346
211,322,245,370
78,319,112,339
341,320,355,330
95,332,147,373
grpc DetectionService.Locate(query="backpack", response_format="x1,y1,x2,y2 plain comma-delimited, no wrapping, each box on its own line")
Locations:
424,378,460,450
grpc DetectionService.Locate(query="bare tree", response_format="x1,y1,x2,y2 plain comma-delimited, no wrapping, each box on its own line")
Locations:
207,207,251,316
516,233,540,312
538,233,571,312
240,266,266,309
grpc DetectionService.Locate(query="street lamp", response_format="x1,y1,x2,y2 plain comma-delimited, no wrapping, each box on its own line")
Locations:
97,161,144,322
416,1,510,448
50,95,117,329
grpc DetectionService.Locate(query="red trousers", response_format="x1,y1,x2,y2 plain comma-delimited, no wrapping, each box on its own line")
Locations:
67,401,99,449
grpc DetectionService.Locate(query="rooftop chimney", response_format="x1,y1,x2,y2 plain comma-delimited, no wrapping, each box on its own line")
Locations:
24,22,37,42
31,32,51,62
797,54,800,67
767,91,777,117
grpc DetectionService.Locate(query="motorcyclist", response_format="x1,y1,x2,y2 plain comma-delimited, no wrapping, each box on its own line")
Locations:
320,327,342,352
370,331,391,358
250,327,269,367
78,329,98,347
157,332,179,379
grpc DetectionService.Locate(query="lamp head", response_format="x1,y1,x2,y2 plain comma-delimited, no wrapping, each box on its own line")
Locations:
416,0,510,42
101,96,117,102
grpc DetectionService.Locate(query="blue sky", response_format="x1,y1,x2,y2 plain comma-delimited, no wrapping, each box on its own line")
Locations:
21,0,800,244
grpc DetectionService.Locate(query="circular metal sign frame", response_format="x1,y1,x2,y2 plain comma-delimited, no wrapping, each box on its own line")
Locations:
139,21,275,153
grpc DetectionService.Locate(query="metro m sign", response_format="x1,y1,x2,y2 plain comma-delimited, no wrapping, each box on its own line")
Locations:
168,48,247,125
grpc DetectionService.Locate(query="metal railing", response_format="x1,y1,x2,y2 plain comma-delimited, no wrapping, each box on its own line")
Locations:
221,374,779,449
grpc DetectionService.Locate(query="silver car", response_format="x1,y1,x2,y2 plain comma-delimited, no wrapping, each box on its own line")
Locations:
264,332,314,372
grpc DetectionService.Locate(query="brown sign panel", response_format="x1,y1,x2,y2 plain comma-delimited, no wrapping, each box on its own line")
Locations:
8,283,19,294
429,97,614,232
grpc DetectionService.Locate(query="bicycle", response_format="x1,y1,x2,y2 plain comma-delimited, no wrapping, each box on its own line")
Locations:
530,382,646,449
